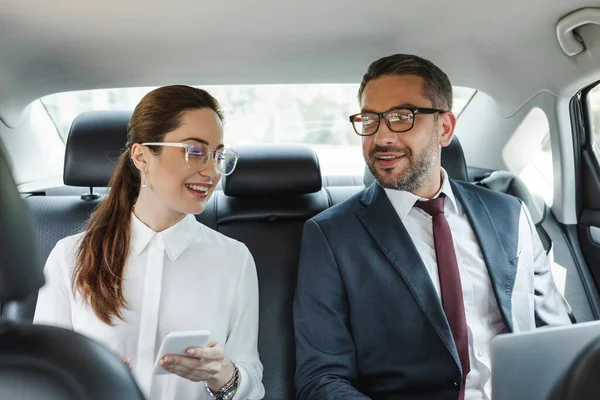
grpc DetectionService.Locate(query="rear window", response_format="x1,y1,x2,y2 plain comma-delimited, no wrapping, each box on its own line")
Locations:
42,84,476,176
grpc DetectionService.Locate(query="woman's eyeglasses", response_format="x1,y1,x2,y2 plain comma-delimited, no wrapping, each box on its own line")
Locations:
141,142,239,176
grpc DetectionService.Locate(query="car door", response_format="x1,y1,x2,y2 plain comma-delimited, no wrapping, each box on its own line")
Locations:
573,82,600,296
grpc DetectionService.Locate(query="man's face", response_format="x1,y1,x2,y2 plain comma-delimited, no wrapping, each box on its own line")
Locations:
360,75,453,193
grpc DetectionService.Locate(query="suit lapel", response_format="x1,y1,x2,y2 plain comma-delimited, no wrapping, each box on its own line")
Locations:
357,183,461,370
451,181,516,331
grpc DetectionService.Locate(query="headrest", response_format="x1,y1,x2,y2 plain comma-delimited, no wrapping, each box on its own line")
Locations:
223,145,322,197
363,135,469,186
64,110,132,187
0,147,45,302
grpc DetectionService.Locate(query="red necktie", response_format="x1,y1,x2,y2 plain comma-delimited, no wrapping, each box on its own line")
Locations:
415,196,470,399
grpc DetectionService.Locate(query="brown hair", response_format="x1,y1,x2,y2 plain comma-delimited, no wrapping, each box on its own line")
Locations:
358,54,453,111
73,85,224,325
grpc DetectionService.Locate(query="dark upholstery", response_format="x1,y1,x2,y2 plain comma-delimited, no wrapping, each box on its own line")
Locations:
0,146,44,302
64,110,131,187
0,322,145,399
217,190,329,400
223,144,322,197
218,147,329,398
4,197,101,321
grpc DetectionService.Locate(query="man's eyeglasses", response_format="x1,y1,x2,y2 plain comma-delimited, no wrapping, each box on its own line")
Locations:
349,107,446,136
141,142,239,176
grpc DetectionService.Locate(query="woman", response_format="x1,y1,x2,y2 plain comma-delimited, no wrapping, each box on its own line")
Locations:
34,85,265,400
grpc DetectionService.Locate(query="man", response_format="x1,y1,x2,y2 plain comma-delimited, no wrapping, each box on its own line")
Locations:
293,54,570,400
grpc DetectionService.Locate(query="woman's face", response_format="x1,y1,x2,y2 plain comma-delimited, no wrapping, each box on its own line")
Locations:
133,108,225,216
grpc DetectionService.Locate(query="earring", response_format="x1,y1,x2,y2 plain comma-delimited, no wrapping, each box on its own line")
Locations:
142,175,147,189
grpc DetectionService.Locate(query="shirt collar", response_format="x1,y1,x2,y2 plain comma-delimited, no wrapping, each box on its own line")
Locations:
130,213,199,261
383,168,459,222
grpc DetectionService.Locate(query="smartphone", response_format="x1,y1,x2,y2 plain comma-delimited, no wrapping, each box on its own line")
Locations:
153,330,211,375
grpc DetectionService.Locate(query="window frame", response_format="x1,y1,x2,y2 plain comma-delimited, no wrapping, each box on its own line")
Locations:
581,81,600,167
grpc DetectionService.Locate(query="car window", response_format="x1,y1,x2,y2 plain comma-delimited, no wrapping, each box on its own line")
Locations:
42,85,476,176
503,107,553,205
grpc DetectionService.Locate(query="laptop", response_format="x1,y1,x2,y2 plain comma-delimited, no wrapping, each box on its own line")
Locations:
491,320,600,400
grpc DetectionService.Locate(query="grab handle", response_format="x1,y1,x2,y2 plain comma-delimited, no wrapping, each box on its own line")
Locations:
557,8,600,56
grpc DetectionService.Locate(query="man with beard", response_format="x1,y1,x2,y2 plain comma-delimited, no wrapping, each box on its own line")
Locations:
293,54,571,400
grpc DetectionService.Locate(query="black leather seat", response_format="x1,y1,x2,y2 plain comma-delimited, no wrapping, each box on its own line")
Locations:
220,145,328,399
0,138,144,399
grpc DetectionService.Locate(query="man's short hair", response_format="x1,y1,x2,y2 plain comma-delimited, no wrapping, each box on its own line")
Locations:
358,54,453,111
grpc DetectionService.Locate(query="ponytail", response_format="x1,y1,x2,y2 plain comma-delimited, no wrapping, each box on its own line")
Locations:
73,151,139,325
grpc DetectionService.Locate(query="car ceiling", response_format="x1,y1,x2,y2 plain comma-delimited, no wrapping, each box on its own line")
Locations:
1,0,600,125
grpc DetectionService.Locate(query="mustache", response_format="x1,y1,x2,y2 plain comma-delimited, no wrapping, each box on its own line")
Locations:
369,145,412,159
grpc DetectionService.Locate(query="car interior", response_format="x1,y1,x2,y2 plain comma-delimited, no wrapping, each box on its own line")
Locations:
3,1,600,399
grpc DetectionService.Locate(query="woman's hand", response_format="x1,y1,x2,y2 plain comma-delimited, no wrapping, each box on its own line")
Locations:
160,340,235,391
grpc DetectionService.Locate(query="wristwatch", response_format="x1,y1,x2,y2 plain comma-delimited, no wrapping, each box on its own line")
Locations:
205,364,241,400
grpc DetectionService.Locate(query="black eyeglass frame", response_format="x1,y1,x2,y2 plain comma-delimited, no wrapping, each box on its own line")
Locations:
349,107,447,136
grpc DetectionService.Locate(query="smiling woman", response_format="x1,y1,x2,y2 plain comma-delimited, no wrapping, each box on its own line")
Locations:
33,85,266,400
42,84,475,177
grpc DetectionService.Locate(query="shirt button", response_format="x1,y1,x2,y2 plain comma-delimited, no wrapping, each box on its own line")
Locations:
478,350,484,357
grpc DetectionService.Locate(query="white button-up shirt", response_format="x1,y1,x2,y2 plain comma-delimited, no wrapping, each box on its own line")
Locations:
34,213,265,400
384,169,545,400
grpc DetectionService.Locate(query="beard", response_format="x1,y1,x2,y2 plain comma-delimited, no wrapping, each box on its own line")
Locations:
366,134,438,192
